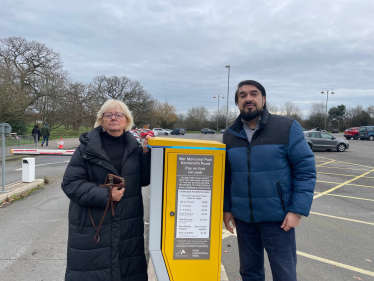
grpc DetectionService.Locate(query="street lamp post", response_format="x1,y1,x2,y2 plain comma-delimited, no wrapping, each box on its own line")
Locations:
213,94,224,132
225,65,230,128
321,88,334,131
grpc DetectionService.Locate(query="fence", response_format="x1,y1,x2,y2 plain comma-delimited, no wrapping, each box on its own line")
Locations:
0,135,36,157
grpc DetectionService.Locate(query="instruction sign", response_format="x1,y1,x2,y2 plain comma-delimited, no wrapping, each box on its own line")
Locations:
174,155,214,260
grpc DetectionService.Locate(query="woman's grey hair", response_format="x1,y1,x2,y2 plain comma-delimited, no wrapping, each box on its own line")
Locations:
94,99,134,131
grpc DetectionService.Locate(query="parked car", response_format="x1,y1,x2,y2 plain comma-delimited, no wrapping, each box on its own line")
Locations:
331,128,339,133
164,129,172,134
304,131,349,152
153,128,170,135
201,128,215,134
359,126,374,141
171,128,185,135
130,129,142,138
310,128,327,133
138,129,155,138
343,127,360,140
220,129,225,133
129,130,141,143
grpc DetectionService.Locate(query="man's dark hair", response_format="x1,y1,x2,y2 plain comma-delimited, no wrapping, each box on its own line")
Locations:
235,80,267,107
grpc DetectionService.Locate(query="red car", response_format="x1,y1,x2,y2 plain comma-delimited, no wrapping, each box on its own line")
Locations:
138,129,155,138
343,127,360,140
130,129,142,140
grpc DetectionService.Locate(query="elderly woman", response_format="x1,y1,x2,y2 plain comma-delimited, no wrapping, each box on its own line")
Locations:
61,99,151,281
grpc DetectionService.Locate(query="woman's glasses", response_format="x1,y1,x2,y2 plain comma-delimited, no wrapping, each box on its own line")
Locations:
102,112,125,119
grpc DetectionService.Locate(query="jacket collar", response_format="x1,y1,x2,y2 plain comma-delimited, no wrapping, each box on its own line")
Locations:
81,126,140,164
230,108,269,134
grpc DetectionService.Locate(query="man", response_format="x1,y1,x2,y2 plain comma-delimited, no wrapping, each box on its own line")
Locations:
316,126,321,131
222,80,316,281
40,123,50,147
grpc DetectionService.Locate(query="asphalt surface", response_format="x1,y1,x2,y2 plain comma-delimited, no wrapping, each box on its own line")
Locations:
1,133,373,280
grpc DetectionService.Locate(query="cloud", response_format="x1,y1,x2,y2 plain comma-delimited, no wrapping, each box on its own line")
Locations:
1,0,373,116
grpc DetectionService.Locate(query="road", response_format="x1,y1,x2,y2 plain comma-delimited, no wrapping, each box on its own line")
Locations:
0,133,373,280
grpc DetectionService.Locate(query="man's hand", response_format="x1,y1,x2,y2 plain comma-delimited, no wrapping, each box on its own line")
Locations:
223,212,236,234
281,212,301,231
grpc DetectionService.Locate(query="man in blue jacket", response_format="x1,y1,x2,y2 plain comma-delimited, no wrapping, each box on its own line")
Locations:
222,80,316,281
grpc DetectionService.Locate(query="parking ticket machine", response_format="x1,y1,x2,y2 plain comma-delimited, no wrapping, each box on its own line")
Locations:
148,137,226,281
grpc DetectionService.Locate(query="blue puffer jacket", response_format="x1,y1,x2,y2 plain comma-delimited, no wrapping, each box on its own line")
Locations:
222,109,316,223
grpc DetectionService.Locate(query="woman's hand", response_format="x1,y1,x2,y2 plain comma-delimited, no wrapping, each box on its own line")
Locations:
112,187,125,202
143,135,153,153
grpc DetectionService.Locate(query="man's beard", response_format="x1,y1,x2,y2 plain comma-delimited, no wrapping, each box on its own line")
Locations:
240,107,263,121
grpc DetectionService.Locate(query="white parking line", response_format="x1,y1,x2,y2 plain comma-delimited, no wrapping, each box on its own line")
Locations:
14,161,70,170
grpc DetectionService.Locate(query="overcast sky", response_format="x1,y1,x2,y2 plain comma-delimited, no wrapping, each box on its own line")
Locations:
2,0,374,116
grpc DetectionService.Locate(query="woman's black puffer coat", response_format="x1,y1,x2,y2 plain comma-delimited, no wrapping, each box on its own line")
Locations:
61,127,151,281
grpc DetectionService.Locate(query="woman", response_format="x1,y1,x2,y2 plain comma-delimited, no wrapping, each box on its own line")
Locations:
31,124,41,148
61,100,151,281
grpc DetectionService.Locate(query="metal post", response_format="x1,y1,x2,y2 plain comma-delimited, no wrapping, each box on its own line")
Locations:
325,90,329,131
214,94,224,133
2,125,5,192
321,88,334,131
217,96,220,132
225,65,230,128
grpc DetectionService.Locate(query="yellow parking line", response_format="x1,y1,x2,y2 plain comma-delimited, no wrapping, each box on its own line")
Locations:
317,166,370,171
316,160,335,167
317,172,374,178
314,168,374,199
314,157,374,169
297,251,374,277
317,172,354,177
318,193,374,202
310,211,374,226
223,229,374,277
316,180,374,189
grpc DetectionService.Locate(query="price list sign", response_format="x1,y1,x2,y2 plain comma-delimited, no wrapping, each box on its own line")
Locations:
173,155,214,260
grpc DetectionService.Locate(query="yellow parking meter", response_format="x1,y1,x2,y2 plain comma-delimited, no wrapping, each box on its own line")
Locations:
148,137,226,281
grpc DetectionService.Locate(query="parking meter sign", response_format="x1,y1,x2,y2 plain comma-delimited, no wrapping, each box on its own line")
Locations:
173,154,214,260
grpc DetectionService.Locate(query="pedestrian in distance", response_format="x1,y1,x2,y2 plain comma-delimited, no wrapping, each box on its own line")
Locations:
31,124,41,148
316,126,321,131
40,123,50,147
61,99,152,281
222,80,316,281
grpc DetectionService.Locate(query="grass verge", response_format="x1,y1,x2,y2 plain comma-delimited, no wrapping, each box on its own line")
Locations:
0,184,44,208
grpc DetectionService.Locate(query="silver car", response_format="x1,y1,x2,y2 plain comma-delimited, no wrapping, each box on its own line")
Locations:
152,128,169,135
303,131,349,152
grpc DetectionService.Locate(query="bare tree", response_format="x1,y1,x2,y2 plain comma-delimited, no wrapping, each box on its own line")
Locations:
174,113,187,129
281,101,303,124
305,102,325,129
266,103,282,115
0,37,65,108
89,75,154,127
152,100,178,129
186,106,210,131
367,105,374,118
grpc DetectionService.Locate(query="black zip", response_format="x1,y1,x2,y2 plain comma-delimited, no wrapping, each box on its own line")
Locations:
247,145,254,222
277,182,285,212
